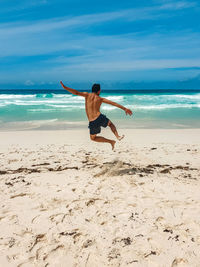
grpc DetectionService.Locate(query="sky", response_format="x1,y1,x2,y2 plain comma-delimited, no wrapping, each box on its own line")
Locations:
0,0,200,89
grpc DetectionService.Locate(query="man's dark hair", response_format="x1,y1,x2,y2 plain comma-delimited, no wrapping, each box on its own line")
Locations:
92,83,101,93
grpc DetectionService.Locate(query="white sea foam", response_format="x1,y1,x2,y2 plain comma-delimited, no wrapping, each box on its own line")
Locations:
1,93,200,113
52,94,71,98
172,94,200,100
127,104,200,110
105,95,124,101
0,93,70,100
4,98,84,106
27,105,85,112
0,94,35,99
129,93,200,102
47,104,85,109
102,106,117,110
28,109,56,112
0,94,84,104
46,105,69,108
101,103,200,111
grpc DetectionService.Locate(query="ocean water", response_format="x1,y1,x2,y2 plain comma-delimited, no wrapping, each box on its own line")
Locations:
0,89,200,130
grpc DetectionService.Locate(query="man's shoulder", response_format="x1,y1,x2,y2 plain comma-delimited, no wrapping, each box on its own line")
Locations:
87,93,102,99
80,91,89,97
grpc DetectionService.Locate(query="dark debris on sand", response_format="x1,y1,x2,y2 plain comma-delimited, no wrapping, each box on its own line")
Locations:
94,161,199,178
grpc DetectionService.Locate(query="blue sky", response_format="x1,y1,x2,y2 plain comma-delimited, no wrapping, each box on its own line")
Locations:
0,0,200,89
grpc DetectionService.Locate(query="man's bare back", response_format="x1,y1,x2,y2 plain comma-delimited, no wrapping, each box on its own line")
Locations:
60,82,133,150
85,93,102,121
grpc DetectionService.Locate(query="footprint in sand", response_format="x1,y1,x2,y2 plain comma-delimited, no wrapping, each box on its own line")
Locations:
108,248,121,261
171,258,188,266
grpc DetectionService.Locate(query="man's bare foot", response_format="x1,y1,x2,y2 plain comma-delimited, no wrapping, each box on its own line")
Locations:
118,135,124,141
111,140,116,150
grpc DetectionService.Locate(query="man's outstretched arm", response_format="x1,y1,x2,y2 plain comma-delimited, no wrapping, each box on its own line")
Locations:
101,98,133,115
60,81,88,97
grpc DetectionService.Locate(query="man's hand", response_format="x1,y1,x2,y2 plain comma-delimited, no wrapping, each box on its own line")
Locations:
60,81,64,88
125,108,133,116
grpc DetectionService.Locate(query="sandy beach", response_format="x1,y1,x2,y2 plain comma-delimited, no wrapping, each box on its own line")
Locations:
0,129,200,267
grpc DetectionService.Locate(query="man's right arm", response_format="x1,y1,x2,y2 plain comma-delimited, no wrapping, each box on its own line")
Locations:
101,98,132,115
60,81,88,97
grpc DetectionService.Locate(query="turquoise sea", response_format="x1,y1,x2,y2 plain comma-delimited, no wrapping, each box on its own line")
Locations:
0,89,200,130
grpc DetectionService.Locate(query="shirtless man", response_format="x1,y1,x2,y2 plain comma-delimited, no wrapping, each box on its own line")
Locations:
60,82,133,150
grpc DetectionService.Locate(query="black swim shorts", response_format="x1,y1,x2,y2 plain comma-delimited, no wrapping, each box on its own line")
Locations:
88,113,109,135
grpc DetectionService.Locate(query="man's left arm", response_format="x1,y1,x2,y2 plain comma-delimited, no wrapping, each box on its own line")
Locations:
60,81,88,97
102,97,133,115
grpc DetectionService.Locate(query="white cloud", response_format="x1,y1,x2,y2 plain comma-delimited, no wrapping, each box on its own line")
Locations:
0,10,136,36
159,1,196,10
0,0,199,83
0,1,196,36
52,59,200,72
0,0,48,13
25,80,35,86
0,1,197,60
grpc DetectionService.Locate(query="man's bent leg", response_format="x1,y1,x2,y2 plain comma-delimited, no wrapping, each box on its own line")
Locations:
90,134,116,150
108,120,124,141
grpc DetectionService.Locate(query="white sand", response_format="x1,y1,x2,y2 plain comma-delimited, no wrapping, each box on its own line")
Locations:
0,129,200,267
